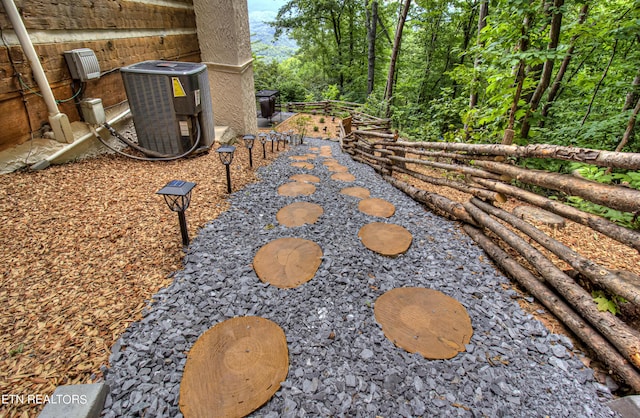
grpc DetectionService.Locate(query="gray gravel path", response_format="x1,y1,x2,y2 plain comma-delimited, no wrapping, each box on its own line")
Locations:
102,138,618,417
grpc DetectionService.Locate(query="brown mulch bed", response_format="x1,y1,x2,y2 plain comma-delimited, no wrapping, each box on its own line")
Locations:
0,140,285,418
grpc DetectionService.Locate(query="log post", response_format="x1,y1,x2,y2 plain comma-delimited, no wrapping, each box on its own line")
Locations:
470,197,640,306
471,160,640,214
470,176,640,252
463,224,640,392
392,165,506,203
384,176,476,225
377,141,640,171
463,201,640,369
388,155,505,181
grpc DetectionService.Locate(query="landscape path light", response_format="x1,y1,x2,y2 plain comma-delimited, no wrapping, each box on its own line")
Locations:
243,134,255,168
269,130,276,152
259,133,267,159
156,180,196,247
217,145,236,193
275,132,283,151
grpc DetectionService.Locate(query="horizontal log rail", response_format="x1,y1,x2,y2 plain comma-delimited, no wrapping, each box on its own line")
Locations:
463,225,640,392
379,140,640,170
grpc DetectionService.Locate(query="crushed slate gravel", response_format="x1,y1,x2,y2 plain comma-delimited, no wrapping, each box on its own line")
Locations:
101,137,619,417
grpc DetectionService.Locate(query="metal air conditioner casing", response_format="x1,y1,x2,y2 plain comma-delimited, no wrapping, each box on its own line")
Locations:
120,60,215,156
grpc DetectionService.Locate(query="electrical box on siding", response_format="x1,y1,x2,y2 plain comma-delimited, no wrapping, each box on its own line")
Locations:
64,48,100,82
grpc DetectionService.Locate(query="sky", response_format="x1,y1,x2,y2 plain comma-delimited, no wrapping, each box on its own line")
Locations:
247,0,288,13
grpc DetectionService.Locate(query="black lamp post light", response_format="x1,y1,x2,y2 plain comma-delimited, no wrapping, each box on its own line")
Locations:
259,133,267,159
217,145,236,193
243,134,255,168
275,132,282,151
156,180,196,247
269,130,276,152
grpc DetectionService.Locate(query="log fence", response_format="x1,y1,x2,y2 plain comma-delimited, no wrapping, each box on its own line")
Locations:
284,101,640,391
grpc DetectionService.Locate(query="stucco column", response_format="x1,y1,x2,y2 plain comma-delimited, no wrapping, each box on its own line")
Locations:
192,0,258,140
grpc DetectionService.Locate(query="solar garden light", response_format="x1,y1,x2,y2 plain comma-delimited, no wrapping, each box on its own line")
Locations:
156,180,196,247
258,133,267,159
243,134,255,168
275,132,282,151
217,145,236,194
269,130,276,152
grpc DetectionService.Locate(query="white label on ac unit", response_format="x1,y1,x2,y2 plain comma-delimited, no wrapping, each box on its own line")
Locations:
195,89,201,107
179,120,190,137
172,77,186,97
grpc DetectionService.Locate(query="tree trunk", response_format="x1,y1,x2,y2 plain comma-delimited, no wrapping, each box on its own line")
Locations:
614,95,640,152
470,197,640,305
538,3,593,127
472,160,640,213
463,224,640,392
384,0,411,118
521,0,564,139
366,0,378,95
503,6,534,144
463,201,640,369
470,176,640,252
581,38,618,127
381,140,640,170
384,175,476,224
468,0,488,111
503,62,526,145
623,68,640,112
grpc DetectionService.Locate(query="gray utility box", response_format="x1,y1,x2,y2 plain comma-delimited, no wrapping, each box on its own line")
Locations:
120,61,215,156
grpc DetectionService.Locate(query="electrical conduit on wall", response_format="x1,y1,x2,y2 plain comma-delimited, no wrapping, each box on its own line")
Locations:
1,0,74,144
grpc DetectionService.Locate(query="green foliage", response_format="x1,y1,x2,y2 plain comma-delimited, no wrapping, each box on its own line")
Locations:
592,290,627,315
322,84,341,101
9,343,24,357
292,115,312,139
253,0,640,154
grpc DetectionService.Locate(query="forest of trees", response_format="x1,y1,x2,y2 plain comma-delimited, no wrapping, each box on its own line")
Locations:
252,0,640,155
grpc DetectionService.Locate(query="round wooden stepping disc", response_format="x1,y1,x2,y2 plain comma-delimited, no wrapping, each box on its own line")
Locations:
277,182,316,196
331,173,356,182
358,222,412,256
322,159,338,166
291,162,314,169
179,316,289,418
374,287,473,360
358,198,396,218
327,165,349,173
289,174,320,184
289,155,309,161
340,187,371,199
277,202,324,227
253,238,323,288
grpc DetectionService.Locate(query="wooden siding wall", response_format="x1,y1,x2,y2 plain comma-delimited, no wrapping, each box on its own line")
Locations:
0,0,201,151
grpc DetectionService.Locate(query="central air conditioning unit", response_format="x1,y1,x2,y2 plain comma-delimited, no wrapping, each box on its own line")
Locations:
120,60,215,156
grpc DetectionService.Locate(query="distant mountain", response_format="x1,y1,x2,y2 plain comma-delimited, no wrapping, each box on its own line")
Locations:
248,1,297,62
